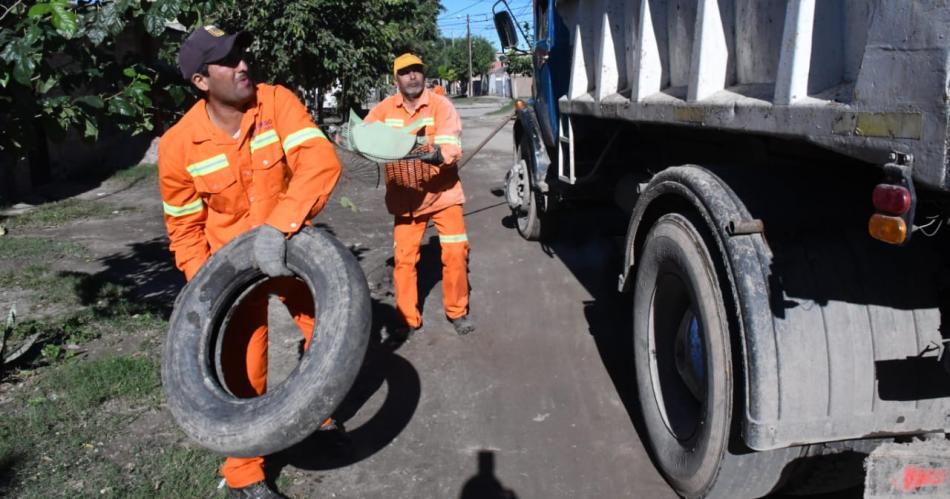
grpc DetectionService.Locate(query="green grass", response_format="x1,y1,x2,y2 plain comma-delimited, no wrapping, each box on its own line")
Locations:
488,100,516,116
0,236,87,261
1,269,167,365
0,264,85,309
3,198,121,229
0,355,220,498
110,163,158,186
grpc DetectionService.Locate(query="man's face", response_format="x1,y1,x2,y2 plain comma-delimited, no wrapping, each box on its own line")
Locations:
192,47,255,106
395,64,424,99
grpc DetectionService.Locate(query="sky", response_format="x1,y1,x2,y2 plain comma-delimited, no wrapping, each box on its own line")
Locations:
437,0,534,52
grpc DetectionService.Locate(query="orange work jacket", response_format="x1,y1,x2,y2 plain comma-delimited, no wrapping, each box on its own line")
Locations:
365,88,464,217
158,83,341,280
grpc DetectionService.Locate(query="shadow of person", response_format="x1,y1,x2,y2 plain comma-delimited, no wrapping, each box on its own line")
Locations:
458,450,519,499
268,301,422,473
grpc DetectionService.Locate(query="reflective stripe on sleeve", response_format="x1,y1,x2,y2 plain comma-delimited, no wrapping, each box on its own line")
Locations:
162,199,204,217
186,154,229,177
384,119,405,128
282,127,327,153
434,135,462,146
439,233,468,244
250,130,280,153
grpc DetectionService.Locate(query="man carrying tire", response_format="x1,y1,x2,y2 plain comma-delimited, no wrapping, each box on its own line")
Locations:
365,53,475,337
158,26,342,499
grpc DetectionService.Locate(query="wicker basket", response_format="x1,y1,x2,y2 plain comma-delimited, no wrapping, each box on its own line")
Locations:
383,145,440,191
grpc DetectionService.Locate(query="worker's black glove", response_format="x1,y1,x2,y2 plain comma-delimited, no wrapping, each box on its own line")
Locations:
417,147,444,166
253,224,293,277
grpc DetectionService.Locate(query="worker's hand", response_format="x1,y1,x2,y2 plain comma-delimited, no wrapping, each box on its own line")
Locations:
253,224,293,277
417,147,444,166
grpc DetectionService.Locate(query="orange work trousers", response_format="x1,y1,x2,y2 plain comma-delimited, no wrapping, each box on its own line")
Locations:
219,276,314,488
393,203,470,328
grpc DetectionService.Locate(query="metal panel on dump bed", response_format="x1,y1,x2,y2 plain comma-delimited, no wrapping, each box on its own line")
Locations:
550,0,950,450
555,0,950,191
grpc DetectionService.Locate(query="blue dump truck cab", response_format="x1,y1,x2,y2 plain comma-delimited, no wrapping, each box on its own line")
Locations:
495,1,950,497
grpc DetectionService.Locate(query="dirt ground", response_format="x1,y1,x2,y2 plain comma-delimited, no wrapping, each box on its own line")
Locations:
0,96,862,498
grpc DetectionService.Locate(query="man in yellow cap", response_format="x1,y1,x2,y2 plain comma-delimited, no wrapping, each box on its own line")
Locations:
364,53,474,337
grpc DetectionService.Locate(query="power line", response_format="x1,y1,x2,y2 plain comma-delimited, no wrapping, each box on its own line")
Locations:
443,0,491,18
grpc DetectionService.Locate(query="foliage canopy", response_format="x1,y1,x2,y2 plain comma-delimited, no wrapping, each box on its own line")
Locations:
0,0,441,164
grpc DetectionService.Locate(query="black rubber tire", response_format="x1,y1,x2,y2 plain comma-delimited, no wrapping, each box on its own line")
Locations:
633,212,798,498
162,225,371,457
512,135,542,241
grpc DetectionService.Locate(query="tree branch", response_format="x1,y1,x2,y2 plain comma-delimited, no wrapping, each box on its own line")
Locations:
0,0,25,23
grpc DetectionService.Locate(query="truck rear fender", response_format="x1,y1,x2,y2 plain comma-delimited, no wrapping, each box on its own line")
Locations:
618,165,772,450
516,103,553,193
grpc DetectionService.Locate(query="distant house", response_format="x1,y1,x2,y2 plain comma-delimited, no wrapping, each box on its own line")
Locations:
476,57,533,98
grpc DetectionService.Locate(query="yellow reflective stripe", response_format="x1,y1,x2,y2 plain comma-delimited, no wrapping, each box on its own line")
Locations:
439,233,468,244
282,127,326,153
250,130,280,153
162,199,204,217
404,117,435,130
434,135,461,146
384,119,404,127
186,154,229,177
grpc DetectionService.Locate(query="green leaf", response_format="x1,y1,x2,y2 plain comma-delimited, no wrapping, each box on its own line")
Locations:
143,9,167,37
83,119,99,140
122,67,137,78
107,96,136,117
0,72,9,88
339,196,357,212
37,77,57,94
166,85,186,106
97,2,125,37
22,25,42,46
86,26,108,46
12,56,36,86
74,95,104,109
51,4,79,39
27,4,52,18
130,80,150,92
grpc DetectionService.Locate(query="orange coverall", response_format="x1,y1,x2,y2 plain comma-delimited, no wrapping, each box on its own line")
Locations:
365,88,469,328
158,83,341,488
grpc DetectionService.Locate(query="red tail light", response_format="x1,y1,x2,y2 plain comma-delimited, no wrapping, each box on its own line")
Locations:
872,184,911,215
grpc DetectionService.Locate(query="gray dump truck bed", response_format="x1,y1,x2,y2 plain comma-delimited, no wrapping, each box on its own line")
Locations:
556,0,950,191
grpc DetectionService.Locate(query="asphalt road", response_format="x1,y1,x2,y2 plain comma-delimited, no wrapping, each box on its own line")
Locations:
265,98,862,499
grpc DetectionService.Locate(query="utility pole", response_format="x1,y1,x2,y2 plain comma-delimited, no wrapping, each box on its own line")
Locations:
467,14,473,97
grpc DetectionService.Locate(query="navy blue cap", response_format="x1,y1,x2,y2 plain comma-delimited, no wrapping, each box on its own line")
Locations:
178,25,252,79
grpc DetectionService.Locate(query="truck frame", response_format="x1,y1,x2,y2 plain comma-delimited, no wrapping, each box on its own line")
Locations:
495,1,950,497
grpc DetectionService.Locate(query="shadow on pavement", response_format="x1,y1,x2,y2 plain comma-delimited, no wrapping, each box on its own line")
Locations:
270,299,422,472
458,450,519,499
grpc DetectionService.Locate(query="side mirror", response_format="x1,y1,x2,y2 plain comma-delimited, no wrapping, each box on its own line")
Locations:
494,11,519,51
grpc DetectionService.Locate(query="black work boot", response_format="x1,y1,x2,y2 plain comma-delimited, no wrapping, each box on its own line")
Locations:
450,315,475,336
318,418,354,458
226,481,284,499
387,322,421,343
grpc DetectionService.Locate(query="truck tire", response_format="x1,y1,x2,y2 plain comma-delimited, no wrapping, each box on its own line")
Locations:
508,135,543,240
633,211,797,498
162,225,371,457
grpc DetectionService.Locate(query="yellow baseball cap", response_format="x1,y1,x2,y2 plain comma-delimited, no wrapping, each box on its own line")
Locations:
393,53,424,75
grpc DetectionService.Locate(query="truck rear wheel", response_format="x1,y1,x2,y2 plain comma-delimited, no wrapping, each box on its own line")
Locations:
633,211,795,498
507,136,543,240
